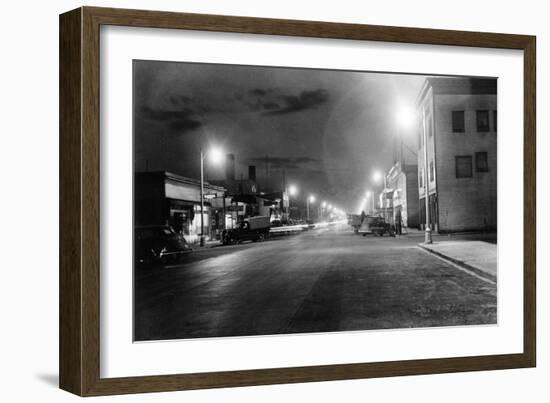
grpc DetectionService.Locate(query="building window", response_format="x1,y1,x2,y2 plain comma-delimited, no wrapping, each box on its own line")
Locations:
419,169,424,188
429,160,434,182
476,110,490,132
456,156,473,178
452,111,465,133
493,110,497,132
476,152,489,172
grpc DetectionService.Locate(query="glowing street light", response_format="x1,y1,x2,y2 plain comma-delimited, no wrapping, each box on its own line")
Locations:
396,104,416,130
200,146,224,246
288,184,298,197
208,146,224,165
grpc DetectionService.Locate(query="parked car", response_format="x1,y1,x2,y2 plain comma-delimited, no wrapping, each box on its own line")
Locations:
135,225,192,264
222,216,271,245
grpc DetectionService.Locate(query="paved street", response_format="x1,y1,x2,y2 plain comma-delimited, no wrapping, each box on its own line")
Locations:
134,225,497,341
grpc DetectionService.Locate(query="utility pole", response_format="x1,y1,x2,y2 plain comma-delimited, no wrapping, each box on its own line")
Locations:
421,105,433,244
199,150,205,247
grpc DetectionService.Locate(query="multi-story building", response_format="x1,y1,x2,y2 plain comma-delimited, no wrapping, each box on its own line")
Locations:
386,161,420,230
417,77,497,233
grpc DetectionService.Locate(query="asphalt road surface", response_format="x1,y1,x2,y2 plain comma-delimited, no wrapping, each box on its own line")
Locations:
134,225,497,341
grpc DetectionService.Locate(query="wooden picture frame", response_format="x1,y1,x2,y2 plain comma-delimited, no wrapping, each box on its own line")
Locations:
59,6,536,396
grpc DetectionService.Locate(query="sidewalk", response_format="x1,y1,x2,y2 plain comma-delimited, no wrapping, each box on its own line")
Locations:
418,240,497,282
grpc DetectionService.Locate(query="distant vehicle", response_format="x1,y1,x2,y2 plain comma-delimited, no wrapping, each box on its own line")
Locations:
135,225,192,264
222,216,271,245
358,215,395,237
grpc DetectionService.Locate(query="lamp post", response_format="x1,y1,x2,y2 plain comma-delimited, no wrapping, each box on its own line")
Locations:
287,184,298,221
199,147,223,246
420,105,432,244
306,195,315,222
396,103,431,244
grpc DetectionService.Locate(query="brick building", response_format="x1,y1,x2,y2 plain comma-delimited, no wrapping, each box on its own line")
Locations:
416,77,497,233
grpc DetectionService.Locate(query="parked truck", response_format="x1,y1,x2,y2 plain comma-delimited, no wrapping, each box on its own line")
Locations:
221,216,271,245
358,215,395,237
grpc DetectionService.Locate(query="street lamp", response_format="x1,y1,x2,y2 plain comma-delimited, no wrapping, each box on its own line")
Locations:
306,195,316,222
199,146,224,246
286,184,298,221
419,105,432,244
396,104,416,130
288,184,298,197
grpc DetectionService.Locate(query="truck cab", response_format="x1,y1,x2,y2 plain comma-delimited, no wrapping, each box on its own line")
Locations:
221,216,271,245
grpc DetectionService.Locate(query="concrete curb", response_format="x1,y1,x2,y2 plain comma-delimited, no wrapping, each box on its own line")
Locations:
417,244,497,283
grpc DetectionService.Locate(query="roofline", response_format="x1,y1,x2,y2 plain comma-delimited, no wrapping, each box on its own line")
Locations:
135,170,226,192
416,76,498,105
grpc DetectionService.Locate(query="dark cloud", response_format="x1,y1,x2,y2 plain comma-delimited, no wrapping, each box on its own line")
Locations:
265,89,329,116
168,118,202,131
138,105,203,133
261,101,281,110
235,88,330,116
250,88,273,97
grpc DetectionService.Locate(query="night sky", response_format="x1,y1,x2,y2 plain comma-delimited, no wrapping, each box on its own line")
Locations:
133,60,426,212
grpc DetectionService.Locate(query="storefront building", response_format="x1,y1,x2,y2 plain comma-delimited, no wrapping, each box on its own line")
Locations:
135,171,229,244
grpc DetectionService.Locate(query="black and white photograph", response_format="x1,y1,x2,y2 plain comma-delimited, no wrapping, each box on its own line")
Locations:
133,60,498,342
